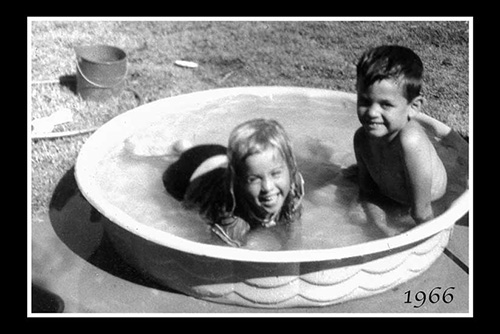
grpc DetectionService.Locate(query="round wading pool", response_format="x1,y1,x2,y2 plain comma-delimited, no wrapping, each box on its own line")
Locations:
75,86,469,308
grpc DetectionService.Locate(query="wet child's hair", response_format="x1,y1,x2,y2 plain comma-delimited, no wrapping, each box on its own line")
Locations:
356,45,424,102
226,118,304,225
175,118,304,232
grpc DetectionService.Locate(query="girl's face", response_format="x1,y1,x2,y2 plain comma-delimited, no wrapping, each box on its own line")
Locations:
357,79,420,141
239,147,291,219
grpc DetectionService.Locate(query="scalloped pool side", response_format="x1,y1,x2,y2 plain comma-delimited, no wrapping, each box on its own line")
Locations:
103,218,451,308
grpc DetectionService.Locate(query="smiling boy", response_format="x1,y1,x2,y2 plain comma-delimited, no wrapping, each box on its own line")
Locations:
353,45,447,231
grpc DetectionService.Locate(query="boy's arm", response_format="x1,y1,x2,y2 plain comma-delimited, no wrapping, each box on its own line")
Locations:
399,126,434,224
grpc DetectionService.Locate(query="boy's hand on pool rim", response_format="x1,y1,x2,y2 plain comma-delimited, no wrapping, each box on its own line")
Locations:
410,206,434,225
211,216,251,247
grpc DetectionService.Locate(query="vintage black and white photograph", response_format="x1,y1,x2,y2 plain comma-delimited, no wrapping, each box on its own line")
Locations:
28,17,471,316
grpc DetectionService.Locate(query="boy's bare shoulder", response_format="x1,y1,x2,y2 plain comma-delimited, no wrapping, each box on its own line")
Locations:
398,120,430,149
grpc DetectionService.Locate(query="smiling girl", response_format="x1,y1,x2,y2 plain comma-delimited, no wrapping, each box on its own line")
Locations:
163,118,304,247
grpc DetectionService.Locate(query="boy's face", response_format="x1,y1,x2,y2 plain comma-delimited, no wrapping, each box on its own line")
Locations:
239,147,291,219
357,79,420,141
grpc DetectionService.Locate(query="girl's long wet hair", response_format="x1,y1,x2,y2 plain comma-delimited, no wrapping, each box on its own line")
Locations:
224,118,304,226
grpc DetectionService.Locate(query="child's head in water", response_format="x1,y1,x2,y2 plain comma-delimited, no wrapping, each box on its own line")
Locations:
227,118,304,227
173,118,304,246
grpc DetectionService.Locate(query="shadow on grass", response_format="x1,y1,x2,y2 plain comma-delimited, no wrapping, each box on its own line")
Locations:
58,74,77,95
57,73,144,105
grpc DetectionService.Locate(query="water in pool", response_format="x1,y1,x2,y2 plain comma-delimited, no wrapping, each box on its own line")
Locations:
91,92,467,251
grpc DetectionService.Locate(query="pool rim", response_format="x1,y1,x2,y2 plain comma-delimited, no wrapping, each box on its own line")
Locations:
75,86,470,263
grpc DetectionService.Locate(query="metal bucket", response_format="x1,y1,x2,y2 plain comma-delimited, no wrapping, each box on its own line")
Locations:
75,45,127,101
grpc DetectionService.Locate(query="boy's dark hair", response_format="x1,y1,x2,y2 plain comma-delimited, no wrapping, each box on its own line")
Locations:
356,45,424,102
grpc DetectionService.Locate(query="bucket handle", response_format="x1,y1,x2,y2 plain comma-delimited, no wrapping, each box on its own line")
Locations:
76,60,128,89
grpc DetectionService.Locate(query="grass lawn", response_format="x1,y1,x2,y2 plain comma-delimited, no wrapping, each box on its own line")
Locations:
29,19,470,219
